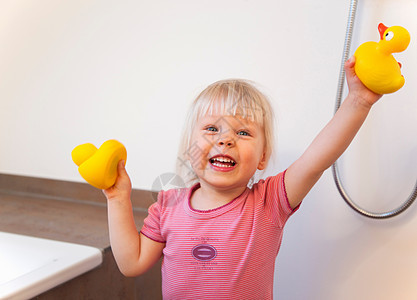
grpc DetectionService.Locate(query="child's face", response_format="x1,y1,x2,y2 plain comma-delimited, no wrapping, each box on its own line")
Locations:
188,114,267,191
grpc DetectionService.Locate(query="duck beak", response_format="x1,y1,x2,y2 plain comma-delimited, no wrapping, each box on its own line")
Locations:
378,23,388,40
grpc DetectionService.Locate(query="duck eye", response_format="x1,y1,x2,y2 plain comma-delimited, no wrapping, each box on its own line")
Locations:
385,31,394,41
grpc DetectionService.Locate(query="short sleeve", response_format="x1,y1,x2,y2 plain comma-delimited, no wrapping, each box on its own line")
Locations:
140,191,166,243
255,170,301,228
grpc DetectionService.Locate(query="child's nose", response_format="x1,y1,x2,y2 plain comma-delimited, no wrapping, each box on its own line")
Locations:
217,135,235,147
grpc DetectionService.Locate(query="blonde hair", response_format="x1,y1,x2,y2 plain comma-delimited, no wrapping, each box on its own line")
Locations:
177,79,275,187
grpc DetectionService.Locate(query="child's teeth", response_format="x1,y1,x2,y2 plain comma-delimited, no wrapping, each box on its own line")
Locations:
210,157,236,167
213,162,232,167
214,158,234,163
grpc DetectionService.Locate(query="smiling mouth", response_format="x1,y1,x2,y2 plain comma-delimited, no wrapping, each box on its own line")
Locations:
209,156,237,168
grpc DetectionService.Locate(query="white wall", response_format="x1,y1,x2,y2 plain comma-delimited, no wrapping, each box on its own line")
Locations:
1,0,417,299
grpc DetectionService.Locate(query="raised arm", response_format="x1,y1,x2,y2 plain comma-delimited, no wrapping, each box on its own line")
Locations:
104,161,165,276
284,57,383,209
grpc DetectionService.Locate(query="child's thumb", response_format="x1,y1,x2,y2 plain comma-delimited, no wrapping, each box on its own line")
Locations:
344,56,356,74
344,56,359,86
117,160,127,175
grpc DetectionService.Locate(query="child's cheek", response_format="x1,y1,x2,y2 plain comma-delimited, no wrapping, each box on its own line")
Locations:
187,140,207,171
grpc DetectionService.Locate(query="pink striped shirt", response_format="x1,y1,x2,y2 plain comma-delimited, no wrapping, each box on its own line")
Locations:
141,171,300,299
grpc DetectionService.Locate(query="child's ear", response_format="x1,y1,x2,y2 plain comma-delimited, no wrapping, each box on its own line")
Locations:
257,152,267,170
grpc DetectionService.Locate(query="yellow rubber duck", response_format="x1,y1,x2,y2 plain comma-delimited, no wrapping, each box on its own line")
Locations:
71,139,127,189
354,23,410,94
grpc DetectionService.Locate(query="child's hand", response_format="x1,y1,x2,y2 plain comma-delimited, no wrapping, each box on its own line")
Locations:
345,56,383,108
103,160,132,201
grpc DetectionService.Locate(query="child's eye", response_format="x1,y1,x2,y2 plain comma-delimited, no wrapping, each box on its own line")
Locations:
205,126,218,132
237,130,250,136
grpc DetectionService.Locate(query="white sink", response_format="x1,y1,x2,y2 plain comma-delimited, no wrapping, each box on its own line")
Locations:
0,232,103,300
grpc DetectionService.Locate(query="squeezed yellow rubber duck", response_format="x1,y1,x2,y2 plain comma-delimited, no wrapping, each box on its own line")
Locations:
354,23,410,94
71,139,127,189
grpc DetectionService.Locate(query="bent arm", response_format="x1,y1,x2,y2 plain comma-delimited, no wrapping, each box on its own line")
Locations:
105,161,164,276
107,197,164,277
285,57,382,209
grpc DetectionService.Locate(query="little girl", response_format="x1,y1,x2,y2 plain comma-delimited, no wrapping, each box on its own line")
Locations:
104,57,382,299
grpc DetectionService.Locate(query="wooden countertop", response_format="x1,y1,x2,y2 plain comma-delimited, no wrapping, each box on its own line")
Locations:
0,174,157,250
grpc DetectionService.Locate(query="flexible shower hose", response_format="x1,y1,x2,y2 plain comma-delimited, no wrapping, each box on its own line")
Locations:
332,0,417,218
